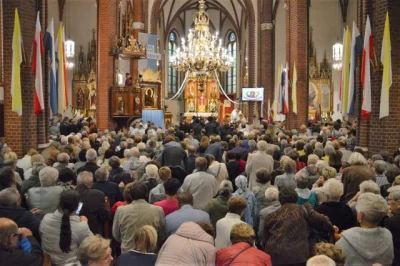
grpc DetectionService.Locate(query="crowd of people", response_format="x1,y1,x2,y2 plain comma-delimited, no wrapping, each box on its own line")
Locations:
0,114,399,266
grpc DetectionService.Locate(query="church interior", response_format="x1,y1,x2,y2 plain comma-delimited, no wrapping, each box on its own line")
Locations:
0,0,399,156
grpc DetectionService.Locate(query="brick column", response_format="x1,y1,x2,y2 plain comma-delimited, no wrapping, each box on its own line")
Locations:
97,0,117,130
285,0,309,129
258,0,274,118
3,0,45,156
131,0,144,81
358,0,400,154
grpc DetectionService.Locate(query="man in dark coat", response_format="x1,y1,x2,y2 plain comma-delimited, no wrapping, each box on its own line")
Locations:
205,117,218,136
186,146,197,175
218,121,234,141
205,136,223,162
92,168,124,208
0,217,43,266
77,149,100,181
0,188,41,241
76,171,111,236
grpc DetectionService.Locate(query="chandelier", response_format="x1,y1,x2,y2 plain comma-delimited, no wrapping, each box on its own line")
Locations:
170,0,234,92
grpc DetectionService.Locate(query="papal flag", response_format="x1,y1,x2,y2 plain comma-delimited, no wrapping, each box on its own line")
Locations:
341,26,351,115
379,12,392,119
361,16,373,120
11,9,23,116
292,61,297,115
55,24,68,114
33,12,44,115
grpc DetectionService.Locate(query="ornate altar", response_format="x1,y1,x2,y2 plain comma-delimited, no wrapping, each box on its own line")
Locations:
72,29,97,118
184,72,220,119
308,27,333,121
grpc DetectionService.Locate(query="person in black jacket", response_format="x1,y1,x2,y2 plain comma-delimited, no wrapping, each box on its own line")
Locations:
92,168,124,208
0,217,43,266
77,149,100,180
315,179,357,232
76,171,111,236
0,187,41,242
218,121,234,141
205,116,218,136
108,156,132,185
386,186,400,266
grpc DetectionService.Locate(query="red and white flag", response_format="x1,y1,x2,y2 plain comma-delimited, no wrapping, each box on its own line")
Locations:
361,16,373,119
283,62,289,115
32,11,44,115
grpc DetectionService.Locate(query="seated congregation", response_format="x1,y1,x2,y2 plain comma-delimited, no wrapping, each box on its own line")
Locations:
0,117,399,266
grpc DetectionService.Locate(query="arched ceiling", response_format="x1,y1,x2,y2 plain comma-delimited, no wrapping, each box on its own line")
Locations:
159,0,250,38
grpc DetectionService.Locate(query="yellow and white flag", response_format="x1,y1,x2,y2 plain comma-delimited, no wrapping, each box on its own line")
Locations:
292,61,297,115
379,12,392,119
11,9,22,116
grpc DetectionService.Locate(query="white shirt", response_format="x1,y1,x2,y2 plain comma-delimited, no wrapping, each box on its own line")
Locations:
231,109,242,123
215,213,245,250
17,155,32,172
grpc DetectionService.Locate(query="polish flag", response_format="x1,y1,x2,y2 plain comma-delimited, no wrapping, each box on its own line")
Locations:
32,12,44,115
361,16,373,119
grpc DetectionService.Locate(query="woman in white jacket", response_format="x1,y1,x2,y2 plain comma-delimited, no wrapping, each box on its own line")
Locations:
40,190,92,266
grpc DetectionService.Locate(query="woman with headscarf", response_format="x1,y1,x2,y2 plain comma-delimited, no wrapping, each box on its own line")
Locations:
233,175,256,227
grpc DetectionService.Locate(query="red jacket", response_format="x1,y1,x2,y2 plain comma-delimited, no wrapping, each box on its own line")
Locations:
216,242,272,266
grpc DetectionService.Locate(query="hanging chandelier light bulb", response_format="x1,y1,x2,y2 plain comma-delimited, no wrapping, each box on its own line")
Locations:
332,39,343,71
170,0,233,86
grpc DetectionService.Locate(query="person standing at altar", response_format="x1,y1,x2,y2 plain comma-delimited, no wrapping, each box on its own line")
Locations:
231,108,242,123
205,117,218,136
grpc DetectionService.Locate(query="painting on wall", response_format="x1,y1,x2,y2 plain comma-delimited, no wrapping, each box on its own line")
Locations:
142,84,158,109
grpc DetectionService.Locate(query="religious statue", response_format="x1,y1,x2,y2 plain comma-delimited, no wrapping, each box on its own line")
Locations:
125,73,133,86
199,93,205,106
134,96,141,115
88,87,97,110
188,85,195,98
209,99,217,113
117,96,124,114
211,84,218,98
188,100,195,112
145,88,155,107
76,88,84,109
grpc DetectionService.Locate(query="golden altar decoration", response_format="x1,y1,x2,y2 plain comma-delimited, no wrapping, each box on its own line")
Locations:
184,72,220,115
308,27,333,121
72,29,97,118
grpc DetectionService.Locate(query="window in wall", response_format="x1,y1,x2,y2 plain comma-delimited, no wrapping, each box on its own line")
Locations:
168,31,178,94
226,32,237,94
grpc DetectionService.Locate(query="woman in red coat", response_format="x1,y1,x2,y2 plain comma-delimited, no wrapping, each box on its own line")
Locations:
216,223,272,266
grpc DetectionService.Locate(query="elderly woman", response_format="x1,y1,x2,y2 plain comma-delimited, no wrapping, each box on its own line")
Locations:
373,160,389,187
258,187,281,240
341,152,375,202
315,179,357,232
148,166,171,204
233,175,256,226
77,235,113,266
312,166,337,189
114,225,158,266
347,180,380,216
274,157,297,190
295,171,317,207
336,193,394,265
3,152,23,185
216,223,272,266
206,180,233,228
246,140,274,191
156,222,216,265
21,160,46,195
141,164,160,192
206,154,229,187
253,168,272,215
27,166,63,214
40,190,92,265
314,243,346,266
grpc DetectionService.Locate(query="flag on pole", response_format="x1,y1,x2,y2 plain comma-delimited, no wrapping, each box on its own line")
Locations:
283,63,289,115
55,24,68,113
339,27,346,109
273,65,282,121
361,16,373,120
32,12,44,116
341,26,352,115
379,12,392,119
347,21,363,117
11,9,23,116
292,61,297,115
43,18,57,115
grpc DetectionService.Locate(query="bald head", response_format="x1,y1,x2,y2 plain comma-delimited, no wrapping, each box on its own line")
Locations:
0,218,18,249
57,152,70,164
188,146,196,155
195,157,208,171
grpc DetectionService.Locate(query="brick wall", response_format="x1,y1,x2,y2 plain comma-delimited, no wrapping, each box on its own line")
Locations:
358,0,400,155
285,0,309,129
97,0,117,130
3,0,47,156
